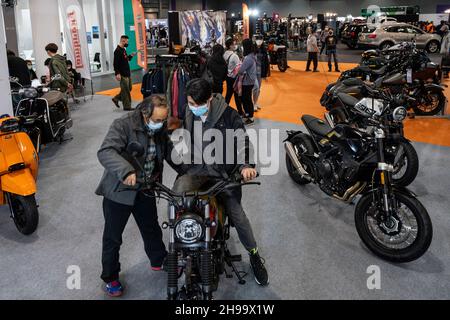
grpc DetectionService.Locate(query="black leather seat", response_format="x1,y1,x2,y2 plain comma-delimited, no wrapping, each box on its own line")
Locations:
337,93,359,108
382,73,406,86
301,115,332,137
342,78,365,87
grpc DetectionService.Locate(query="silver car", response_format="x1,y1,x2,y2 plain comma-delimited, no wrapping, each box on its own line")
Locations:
358,23,441,53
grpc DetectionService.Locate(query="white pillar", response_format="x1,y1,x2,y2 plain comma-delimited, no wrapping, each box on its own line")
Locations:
96,0,107,72
0,7,13,116
29,0,62,78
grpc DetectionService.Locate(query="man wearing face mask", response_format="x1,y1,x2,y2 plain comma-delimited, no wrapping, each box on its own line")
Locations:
96,95,185,297
325,29,340,72
112,35,137,111
172,78,269,286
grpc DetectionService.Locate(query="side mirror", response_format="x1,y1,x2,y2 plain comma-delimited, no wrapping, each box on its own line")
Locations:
51,74,62,81
127,141,145,158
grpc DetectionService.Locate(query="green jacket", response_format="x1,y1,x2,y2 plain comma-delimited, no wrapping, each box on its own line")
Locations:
49,54,72,92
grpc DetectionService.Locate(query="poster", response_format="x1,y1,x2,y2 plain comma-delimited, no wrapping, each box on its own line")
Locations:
242,4,249,39
179,11,227,47
86,32,92,44
132,0,147,69
92,26,99,39
58,0,91,80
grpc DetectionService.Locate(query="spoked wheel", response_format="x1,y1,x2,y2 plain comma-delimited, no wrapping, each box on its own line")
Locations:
278,57,288,72
9,194,39,235
413,89,445,116
355,192,432,262
386,141,419,187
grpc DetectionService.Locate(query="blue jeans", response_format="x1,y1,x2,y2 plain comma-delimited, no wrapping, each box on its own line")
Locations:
326,49,339,70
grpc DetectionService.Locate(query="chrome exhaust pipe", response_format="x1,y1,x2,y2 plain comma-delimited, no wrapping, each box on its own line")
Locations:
284,141,311,181
324,112,335,128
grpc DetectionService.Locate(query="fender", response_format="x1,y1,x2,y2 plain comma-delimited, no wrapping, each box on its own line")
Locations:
362,185,418,200
423,83,445,92
1,168,36,196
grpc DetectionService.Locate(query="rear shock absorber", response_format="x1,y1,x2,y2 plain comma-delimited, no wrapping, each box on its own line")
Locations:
167,251,178,300
200,250,213,300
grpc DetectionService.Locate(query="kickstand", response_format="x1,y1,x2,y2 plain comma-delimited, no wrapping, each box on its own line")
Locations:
224,248,247,285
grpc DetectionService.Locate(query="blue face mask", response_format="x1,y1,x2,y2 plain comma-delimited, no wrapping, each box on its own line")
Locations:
147,120,163,131
189,103,208,117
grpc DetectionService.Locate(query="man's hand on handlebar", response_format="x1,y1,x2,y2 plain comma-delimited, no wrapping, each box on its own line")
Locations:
241,167,258,182
123,173,137,186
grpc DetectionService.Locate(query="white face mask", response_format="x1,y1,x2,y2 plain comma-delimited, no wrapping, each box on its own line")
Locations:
256,40,263,46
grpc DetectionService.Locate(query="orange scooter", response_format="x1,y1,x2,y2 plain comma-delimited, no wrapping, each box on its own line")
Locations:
0,115,39,235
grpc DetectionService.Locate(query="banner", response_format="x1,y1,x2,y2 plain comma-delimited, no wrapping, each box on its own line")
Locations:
132,0,147,69
242,3,249,39
58,0,91,80
179,11,226,47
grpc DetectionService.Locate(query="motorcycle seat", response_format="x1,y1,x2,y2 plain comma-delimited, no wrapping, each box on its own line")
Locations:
337,93,359,108
342,78,365,87
41,91,64,107
302,115,332,137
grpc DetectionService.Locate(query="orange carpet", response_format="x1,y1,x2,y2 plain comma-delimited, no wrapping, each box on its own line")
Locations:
97,60,450,147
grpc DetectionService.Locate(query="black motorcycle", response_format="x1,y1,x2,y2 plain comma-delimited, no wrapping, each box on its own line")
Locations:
124,142,260,300
11,75,73,152
284,109,432,262
267,39,288,72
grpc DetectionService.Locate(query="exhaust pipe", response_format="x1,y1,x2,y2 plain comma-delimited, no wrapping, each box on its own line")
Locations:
284,141,312,181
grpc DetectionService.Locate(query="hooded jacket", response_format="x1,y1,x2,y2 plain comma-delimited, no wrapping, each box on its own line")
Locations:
179,94,254,178
49,54,72,92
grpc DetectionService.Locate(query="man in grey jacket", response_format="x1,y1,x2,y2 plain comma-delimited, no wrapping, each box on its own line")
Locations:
96,95,184,297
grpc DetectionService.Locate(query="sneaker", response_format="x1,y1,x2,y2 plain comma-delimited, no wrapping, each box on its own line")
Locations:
313,70,319,73
112,98,120,108
245,118,255,126
249,251,269,286
105,280,124,297
151,256,167,272
335,69,341,72
305,69,311,72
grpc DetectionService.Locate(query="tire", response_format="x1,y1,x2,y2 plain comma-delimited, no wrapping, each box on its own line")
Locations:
355,192,432,263
413,88,446,116
10,194,39,235
379,41,394,51
278,58,288,72
387,141,419,187
285,133,315,185
426,40,440,54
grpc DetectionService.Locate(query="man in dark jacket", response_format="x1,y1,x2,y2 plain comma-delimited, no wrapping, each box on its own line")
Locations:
45,43,73,92
171,78,269,286
325,29,340,72
96,95,184,297
7,50,31,87
113,35,136,111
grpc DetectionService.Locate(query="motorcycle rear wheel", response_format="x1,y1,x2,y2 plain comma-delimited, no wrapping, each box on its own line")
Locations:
413,88,445,116
10,194,39,235
355,192,432,263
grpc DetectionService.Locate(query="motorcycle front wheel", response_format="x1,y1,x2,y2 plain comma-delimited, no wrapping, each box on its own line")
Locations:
10,194,39,235
355,192,432,263
386,141,419,187
413,88,445,116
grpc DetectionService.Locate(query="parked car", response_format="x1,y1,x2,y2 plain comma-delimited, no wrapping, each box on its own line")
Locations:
341,24,375,49
358,23,441,53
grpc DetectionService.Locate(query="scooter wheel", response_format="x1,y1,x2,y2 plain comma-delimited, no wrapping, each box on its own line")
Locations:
10,194,39,235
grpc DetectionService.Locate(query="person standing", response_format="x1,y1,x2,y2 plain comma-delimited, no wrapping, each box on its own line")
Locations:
223,38,244,116
306,28,319,72
253,37,269,111
25,60,38,81
325,29,340,72
238,39,257,125
96,95,185,297
7,50,31,87
319,25,329,55
207,44,228,94
112,35,137,111
45,43,73,93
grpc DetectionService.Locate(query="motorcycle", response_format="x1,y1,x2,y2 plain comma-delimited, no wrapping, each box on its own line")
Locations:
123,142,260,300
321,83,419,187
0,115,39,235
284,107,432,262
11,75,73,152
267,39,288,72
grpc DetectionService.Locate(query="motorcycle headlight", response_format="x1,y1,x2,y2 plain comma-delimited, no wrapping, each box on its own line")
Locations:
392,107,407,122
175,215,204,244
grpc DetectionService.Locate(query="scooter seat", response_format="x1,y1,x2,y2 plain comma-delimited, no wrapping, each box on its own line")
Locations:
302,115,332,137
337,93,359,108
41,91,64,107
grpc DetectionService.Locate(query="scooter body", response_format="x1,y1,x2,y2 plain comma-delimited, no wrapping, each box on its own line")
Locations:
0,116,39,235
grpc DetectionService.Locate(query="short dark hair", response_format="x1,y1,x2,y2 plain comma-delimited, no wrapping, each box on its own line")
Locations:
45,43,58,53
225,38,234,49
139,95,168,117
242,38,255,56
121,35,129,40
186,79,212,105
66,60,73,66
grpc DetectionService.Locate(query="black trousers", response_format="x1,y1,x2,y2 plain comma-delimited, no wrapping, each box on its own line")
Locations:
306,52,318,71
225,76,243,115
101,192,167,283
241,84,254,118
212,81,224,95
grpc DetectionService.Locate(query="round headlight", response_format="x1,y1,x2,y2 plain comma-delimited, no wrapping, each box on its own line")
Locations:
175,216,204,244
392,107,407,122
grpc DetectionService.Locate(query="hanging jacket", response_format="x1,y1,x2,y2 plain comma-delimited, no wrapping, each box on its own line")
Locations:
172,69,179,118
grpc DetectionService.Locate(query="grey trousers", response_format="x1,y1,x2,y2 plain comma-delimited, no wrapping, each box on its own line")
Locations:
173,175,258,251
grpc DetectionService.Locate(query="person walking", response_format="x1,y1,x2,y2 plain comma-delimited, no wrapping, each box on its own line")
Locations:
112,35,137,111
207,44,228,94
223,38,244,116
45,43,73,93
306,28,319,72
237,39,257,125
325,29,340,72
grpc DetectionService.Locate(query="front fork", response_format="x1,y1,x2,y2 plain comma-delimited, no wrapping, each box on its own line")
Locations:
167,205,178,300
201,201,213,300
375,129,395,215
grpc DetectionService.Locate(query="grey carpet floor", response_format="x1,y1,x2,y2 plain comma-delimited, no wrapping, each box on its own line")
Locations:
0,95,449,300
